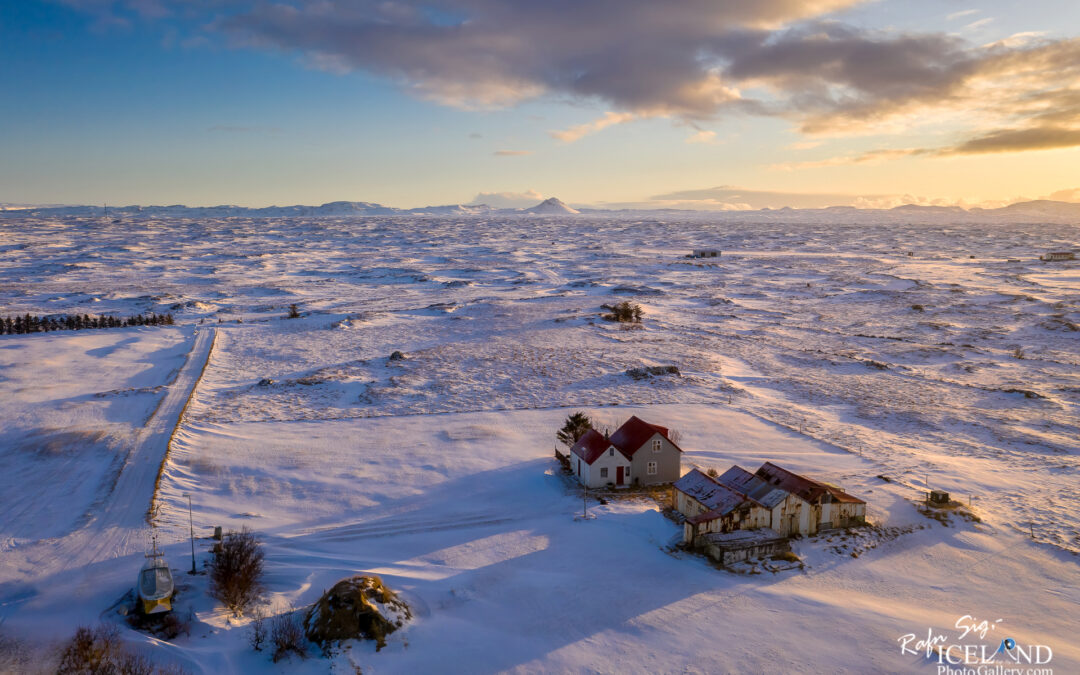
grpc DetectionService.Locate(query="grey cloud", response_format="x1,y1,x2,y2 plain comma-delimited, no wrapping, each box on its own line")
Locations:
216,0,861,115
59,1,1080,155
942,126,1080,154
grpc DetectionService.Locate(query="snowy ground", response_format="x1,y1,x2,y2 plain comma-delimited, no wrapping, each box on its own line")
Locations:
0,214,1077,673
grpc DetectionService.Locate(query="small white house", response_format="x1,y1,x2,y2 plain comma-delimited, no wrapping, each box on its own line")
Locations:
568,416,682,488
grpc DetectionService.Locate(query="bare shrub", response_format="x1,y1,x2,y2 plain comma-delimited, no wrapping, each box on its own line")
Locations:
1012,346,1025,359
158,612,191,641
270,609,306,663
287,304,300,319
209,527,265,617
625,365,679,380
910,304,925,312
56,624,186,675
705,466,718,478
600,301,642,324
57,624,121,674
667,429,682,445
249,607,267,652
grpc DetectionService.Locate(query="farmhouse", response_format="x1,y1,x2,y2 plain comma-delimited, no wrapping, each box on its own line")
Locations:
692,249,721,258
673,462,866,556
568,416,682,488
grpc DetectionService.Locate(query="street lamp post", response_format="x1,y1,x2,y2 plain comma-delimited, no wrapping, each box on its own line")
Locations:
182,492,196,575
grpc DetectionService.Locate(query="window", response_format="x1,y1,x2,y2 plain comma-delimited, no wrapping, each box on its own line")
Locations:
625,466,630,476
600,467,608,478
609,448,614,456
647,461,657,475
577,459,581,476
652,439,662,452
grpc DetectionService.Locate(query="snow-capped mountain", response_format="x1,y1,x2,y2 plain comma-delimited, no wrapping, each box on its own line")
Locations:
522,197,580,214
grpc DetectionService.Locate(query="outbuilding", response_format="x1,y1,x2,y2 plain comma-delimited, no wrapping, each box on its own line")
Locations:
673,469,772,546
1042,251,1076,261
754,462,866,532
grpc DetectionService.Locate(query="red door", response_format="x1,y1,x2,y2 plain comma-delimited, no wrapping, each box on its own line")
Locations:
616,466,624,486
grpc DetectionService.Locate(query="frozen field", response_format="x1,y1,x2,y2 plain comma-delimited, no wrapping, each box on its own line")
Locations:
0,213,1077,673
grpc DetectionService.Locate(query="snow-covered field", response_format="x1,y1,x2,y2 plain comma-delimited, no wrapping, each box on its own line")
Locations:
0,213,1077,673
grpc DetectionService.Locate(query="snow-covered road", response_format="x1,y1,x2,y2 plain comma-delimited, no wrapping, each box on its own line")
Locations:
0,327,215,623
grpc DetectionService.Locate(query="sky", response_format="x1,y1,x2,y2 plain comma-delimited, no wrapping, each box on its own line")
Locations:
1,0,1079,210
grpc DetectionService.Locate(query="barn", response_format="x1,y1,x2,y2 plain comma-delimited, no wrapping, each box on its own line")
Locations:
714,465,813,537
753,462,866,532
672,462,867,548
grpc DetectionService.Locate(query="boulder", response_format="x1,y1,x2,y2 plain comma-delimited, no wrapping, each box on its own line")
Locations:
304,576,411,651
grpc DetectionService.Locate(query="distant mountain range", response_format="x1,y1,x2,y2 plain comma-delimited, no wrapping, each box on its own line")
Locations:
3,198,1079,222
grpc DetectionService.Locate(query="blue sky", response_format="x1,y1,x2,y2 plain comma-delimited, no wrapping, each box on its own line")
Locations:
2,1,1079,209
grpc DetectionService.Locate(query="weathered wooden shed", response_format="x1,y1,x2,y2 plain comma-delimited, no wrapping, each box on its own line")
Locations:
754,462,866,532
700,529,790,566
673,469,772,545
715,465,813,537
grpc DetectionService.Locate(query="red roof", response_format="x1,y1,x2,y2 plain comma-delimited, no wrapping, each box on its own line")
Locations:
570,429,622,465
754,462,865,505
608,415,683,457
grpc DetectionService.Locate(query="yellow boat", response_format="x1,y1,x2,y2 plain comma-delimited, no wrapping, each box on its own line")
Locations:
138,540,174,615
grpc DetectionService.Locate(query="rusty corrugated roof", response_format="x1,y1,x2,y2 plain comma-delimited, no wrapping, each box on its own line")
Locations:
716,465,790,508
755,462,865,504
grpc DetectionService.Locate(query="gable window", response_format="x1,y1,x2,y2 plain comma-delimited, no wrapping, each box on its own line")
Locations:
647,461,657,475
609,448,614,456
652,439,662,452
600,467,608,478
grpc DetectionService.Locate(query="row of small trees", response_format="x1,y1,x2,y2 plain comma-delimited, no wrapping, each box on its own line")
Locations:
0,312,174,335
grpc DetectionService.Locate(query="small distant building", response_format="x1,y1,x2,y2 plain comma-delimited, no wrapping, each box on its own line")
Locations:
692,249,721,258
569,416,682,488
1041,251,1076,261
929,490,950,506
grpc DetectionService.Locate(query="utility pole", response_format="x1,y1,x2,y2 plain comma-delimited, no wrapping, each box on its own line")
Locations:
183,492,196,574
583,485,588,519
